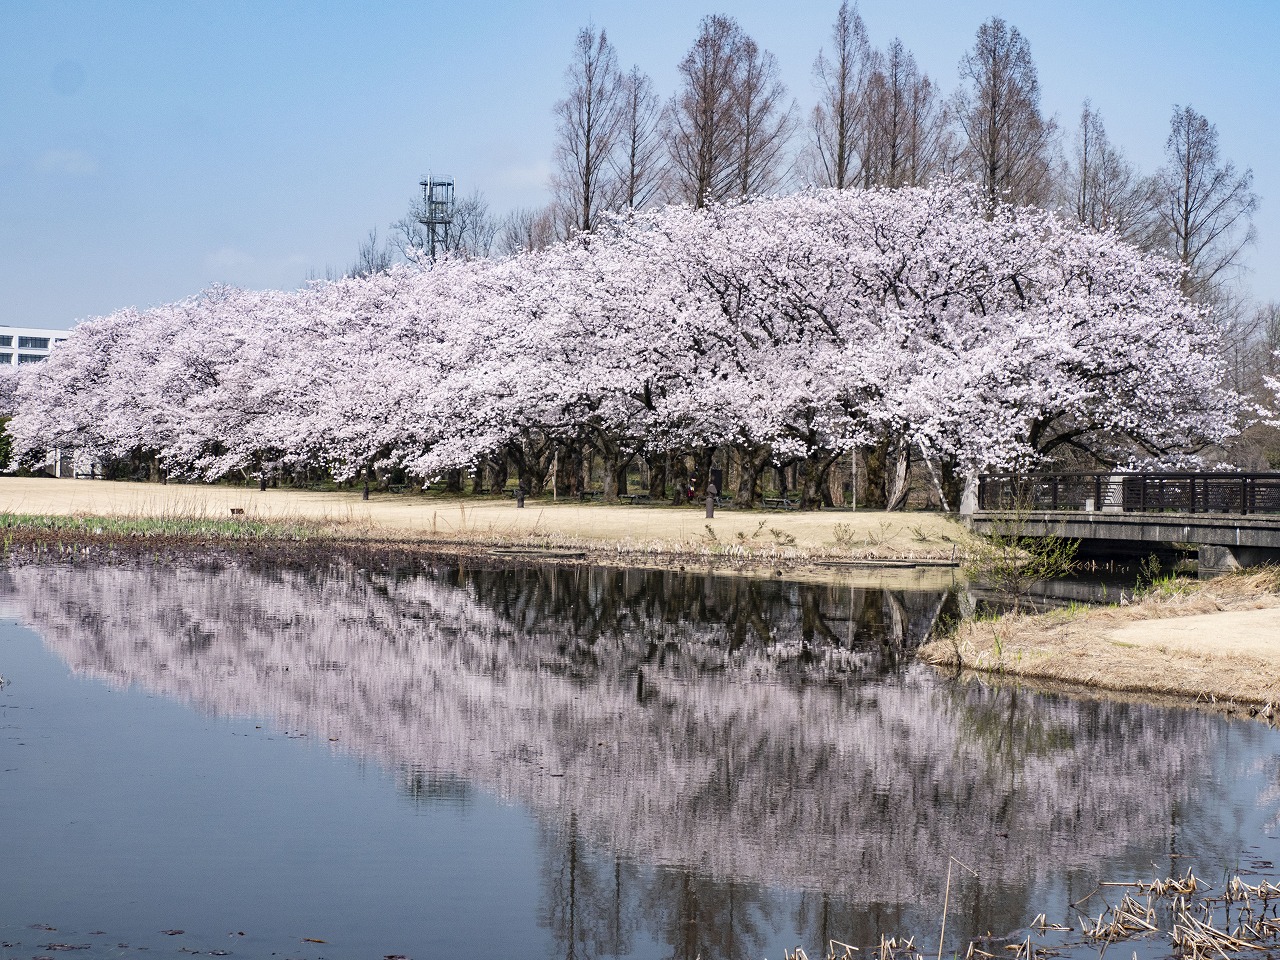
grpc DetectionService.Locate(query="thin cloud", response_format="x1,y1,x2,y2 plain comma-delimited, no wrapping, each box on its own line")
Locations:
37,149,98,176
204,247,256,273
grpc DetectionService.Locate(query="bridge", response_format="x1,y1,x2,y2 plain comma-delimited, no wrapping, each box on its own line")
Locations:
968,472,1280,575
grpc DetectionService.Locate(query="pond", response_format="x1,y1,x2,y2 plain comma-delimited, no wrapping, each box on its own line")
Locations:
1,556,1277,960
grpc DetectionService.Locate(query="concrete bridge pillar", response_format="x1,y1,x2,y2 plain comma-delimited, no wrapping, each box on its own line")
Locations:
1198,544,1280,577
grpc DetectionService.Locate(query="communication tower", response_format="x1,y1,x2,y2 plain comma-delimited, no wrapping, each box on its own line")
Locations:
416,175,455,260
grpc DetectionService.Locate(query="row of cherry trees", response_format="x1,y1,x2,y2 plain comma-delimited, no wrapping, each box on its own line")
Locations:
10,184,1247,508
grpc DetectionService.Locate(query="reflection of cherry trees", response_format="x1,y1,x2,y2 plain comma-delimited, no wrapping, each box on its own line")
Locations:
1,558,1266,955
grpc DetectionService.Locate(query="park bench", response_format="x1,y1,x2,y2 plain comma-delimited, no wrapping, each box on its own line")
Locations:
620,493,652,504
762,497,799,510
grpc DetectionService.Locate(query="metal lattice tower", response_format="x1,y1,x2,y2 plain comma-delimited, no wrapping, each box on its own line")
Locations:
416,175,455,260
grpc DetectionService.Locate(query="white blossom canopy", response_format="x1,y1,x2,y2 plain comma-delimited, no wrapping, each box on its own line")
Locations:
10,183,1241,481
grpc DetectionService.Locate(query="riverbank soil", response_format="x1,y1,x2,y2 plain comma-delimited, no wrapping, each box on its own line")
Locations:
0,476,970,561
921,570,1280,706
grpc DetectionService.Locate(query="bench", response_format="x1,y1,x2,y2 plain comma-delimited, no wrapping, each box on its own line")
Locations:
763,497,799,510
620,493,652,504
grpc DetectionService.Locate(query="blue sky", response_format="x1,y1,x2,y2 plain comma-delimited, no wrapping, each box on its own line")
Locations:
3,0,1277,329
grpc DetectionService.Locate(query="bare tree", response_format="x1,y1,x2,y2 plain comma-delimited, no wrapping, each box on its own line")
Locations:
1158,104,1257,300
451,190,499,258
807,1,870,189
734,37,797,196
349,227,394,278
611,66,667,211
665,15,747,208
863,38,946,188
551,26,624,235
666,15,795,207
954,17,1058,210
496,206,557,257
1062,101,1164,249
1215,298,1280,469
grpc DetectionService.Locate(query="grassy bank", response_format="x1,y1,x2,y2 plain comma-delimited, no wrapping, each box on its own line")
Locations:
0,477,974,570
921,569,1280,708
0,510,328,542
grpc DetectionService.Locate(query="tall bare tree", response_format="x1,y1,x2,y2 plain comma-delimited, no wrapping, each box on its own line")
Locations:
863,39,946,188
807,1,870,189
1062,101,1164,249
1158,104,1257,300
666,15,794,207
733,37,797,196
611,66,667,211
954,17,1057,210
551,27,624,235
666,15,747,208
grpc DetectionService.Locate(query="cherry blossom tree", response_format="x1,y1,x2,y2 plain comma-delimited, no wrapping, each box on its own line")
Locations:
10,183,1241,509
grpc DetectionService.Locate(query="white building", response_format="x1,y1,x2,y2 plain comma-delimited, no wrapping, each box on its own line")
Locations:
0,324,86,476
0,324,71,366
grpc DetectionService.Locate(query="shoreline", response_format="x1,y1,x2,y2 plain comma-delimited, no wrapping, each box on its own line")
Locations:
920,569,1280,708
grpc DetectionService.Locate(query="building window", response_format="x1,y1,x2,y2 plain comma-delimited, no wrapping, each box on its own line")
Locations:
18,336,49,350
0,353,11,364
54,338,67,344
18,353,43,364
0,337,11,347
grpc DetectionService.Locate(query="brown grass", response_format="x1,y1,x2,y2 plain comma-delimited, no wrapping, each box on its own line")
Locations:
921,569,1280,707
0,476,975,567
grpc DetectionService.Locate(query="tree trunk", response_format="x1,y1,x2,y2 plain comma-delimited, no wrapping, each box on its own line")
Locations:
671,457,690,505
601,451,622,500
733,445,769,508
485,456,509,496
885,440,912,511
646,452,667,500
862,442,887,509
774,463,792,498
562,442,584,498
690,446,714,499
798,453,838,510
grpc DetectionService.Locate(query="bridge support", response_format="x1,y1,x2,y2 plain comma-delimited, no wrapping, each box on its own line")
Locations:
1197,544,1280,577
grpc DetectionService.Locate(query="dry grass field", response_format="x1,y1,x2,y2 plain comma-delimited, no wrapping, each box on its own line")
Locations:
0,476,970,560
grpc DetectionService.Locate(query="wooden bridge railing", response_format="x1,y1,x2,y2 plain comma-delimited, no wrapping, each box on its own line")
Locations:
977,472,1280,516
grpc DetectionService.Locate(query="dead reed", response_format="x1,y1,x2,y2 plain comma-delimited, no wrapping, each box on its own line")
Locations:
786,868,1280,960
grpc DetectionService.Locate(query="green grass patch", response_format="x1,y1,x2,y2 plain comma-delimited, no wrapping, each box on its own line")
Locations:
0,511,327,542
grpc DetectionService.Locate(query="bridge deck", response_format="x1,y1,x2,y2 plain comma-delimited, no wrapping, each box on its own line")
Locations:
971,509,1280,549
971,473,1280,573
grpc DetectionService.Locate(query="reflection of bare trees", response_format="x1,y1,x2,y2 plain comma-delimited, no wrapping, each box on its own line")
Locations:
541,815,642,960
0,558,1264,956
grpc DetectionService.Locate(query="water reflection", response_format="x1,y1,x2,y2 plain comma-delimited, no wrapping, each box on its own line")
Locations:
1,558,1274,958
